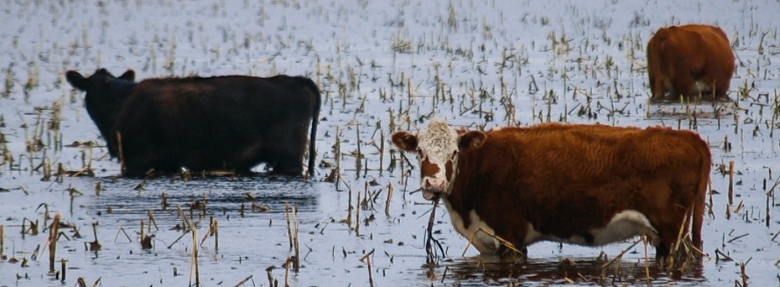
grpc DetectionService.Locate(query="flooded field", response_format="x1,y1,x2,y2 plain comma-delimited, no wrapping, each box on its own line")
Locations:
1,0,779,286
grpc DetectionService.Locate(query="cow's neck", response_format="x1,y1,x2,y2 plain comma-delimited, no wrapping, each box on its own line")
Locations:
440,194,501,255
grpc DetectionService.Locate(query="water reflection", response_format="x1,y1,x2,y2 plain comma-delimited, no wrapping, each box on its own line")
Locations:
431,255,706,286
647,95,738,120
81,176,321,223
650,94,734,104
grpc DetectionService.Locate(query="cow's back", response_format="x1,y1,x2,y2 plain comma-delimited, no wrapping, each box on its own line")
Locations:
458,124,707,185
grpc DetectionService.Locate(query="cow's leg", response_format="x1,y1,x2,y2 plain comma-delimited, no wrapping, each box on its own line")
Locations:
655,243,670,260
649,74,660,98
672,75,695,99
119,137,155,177
497,245,528,262
122,156,154,177
652,75,670,99
122,146,171,176
267,124,307,176
649,211,688,261
234,143,265,174
272,158,303,175
267,141,305,175
715,75,731,98
122,143,181,176
648,74,656,97
636,184,681,260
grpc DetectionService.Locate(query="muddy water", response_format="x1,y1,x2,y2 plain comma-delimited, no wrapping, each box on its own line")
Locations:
1,0,779,286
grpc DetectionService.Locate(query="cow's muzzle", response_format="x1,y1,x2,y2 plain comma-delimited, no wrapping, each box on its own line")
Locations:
422,177,446,200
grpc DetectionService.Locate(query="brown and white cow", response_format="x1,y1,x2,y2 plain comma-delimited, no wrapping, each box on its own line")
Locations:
392,119,710,258
647,24,735,99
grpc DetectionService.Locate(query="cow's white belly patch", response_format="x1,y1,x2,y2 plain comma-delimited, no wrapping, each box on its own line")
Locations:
524,210,659,247
444,201,500,253
693,80,713,93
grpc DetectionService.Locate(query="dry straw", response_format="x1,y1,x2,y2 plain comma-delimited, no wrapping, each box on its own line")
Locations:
47,213,61,274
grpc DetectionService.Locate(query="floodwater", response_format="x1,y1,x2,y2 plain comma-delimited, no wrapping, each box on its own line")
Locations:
1,0,779,286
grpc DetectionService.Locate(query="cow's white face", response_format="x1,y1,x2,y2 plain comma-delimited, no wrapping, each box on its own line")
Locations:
392,119,486,200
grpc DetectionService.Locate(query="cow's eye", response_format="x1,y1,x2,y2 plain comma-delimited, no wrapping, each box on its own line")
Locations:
450,150,458,159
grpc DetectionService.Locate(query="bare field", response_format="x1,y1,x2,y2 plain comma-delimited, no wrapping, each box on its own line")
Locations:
1,0,779,286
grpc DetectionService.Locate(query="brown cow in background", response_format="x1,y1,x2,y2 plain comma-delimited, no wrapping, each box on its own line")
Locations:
392,119,710,259
647,24,734,99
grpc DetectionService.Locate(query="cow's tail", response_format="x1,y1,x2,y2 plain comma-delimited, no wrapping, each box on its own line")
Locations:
304,77,321,176
691,134,711,248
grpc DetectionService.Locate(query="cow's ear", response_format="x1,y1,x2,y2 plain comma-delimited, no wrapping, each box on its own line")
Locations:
120,70,135,81
391,131,418,152
458,131,487,151
66,71,88,90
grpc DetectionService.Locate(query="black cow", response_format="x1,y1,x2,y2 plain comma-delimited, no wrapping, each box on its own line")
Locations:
67,69,321,177
66,69,137,156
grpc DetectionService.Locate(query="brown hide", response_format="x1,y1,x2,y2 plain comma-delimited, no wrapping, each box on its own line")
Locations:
647,24,734,99
449,124,710,257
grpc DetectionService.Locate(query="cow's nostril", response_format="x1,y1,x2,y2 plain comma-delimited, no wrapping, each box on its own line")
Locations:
424,178,446,193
